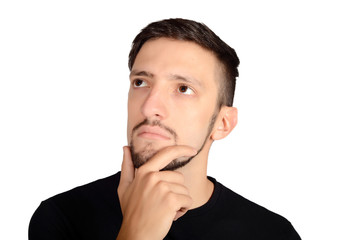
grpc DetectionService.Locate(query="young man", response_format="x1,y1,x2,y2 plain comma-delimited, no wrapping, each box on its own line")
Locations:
29,18,301,240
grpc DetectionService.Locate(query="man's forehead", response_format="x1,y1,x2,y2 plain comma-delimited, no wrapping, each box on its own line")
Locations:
130,38,224,89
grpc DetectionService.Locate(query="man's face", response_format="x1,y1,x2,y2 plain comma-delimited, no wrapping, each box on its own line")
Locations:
127,38,221,170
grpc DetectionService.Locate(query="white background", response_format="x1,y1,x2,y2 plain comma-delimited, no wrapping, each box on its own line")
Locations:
1,0,359,239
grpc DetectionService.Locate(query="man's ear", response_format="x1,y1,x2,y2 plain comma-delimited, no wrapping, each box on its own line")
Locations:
211,106,238,141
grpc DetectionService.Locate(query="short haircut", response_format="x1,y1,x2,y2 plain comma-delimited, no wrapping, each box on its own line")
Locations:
128,18,240,107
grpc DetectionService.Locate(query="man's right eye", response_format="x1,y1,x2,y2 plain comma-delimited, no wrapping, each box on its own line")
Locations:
133,79,148,87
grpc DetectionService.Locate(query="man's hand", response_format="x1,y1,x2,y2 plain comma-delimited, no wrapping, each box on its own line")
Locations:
116,146,196,240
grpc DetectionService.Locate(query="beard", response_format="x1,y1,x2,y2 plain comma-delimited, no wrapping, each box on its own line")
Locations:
130,143,194,171
130,113,218,171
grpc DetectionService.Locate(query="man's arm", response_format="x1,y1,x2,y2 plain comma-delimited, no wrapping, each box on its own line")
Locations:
116,146,196,240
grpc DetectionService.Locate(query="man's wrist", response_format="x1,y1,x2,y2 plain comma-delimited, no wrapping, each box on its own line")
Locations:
116,221,146,240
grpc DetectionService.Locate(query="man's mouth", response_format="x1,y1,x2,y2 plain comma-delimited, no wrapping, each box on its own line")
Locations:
137,125,172,141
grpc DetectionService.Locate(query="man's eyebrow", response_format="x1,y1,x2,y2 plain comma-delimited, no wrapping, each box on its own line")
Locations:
130,71,202,87
129,70,154,78
169,74,202,87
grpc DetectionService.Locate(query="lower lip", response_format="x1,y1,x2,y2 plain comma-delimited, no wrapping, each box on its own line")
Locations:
138,132,170,140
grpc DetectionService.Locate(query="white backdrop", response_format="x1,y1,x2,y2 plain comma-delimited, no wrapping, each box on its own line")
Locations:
1,1,359,239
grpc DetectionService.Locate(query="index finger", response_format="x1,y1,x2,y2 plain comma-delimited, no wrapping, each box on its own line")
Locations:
141,145,197,172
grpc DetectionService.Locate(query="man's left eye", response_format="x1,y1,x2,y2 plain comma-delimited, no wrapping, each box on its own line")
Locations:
133,79,147,87
178,85,194,95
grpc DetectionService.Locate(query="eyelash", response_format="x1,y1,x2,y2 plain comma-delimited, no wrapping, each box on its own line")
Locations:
131,79,195,95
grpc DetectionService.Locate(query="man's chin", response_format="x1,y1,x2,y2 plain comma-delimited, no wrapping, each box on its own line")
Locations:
129,145,193,171
130,141,172,168
130,148,156,169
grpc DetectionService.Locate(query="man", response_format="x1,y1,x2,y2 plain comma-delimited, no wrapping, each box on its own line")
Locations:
29,18,301,239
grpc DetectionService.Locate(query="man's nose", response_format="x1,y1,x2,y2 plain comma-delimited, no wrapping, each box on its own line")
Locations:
140,87,168,120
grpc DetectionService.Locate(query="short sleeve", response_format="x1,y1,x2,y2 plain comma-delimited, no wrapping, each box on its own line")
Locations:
29,200,74,240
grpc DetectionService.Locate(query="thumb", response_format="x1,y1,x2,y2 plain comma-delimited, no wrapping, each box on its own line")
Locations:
118,146,134,198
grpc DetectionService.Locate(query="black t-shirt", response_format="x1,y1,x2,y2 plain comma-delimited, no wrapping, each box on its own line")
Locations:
29,172,301,240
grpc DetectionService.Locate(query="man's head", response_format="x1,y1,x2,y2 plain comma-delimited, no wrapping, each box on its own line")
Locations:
129,18,240,108
127,18,239,170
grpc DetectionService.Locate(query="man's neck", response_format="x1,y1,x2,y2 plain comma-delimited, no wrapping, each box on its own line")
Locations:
176,149,214,210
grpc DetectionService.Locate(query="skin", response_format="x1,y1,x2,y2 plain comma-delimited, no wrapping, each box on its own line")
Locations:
117,38,238,240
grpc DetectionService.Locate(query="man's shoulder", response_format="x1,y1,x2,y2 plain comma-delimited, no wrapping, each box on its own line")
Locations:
217,181,286,220
209,178,301,239
29,172,121,240
48,171,120,203
35,171,120,215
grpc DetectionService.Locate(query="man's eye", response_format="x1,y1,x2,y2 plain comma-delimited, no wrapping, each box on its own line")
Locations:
178,85,194,95
133,79,147,87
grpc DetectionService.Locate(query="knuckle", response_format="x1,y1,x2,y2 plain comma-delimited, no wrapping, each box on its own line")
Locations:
157,181,169,193
146,172,158,186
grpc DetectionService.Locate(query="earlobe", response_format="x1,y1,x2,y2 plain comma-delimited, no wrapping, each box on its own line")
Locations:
211,107,238,141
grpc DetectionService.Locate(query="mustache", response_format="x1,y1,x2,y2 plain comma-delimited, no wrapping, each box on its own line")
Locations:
132,119,178,140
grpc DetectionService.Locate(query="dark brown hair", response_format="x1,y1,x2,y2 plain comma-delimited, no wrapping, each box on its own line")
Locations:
128,18,240,107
